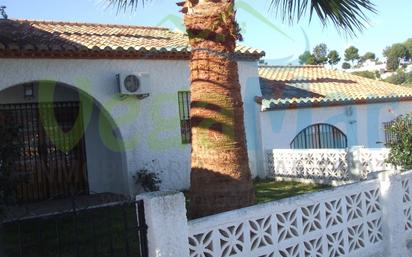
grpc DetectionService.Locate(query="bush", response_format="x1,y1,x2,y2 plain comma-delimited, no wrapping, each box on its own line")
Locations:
385,114,412,170
342,62,351,69
352,71,377,80
385,71,406,85
375,70,381,79
385,70,412,85
133,161,162,192
406,72,412,84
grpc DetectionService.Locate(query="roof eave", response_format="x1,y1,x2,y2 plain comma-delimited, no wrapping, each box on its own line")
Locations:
258,96,412,111
0,50,264,61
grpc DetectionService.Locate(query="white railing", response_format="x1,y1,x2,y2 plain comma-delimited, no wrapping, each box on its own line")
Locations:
266,147,392,183
355,148,392,178
139,170,412,257
401,172,412,241
267,149,349,181
188,179,384,257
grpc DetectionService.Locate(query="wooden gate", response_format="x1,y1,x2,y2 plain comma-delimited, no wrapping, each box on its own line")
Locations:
0,102,89,202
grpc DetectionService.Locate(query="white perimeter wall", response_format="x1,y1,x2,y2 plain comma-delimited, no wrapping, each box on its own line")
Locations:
258,101,412,152
0,58,261,195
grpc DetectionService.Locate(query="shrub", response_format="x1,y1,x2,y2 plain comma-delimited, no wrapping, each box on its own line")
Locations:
384,71,412,85
385,71,406,85
352,71,376,80
375,70,381,79
385,114,412,170
342,62,351,69
406,72,412,84
133,161,162,192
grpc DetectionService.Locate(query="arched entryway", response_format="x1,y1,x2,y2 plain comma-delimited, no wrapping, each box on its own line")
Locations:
0,81,128,203
290,123,348,149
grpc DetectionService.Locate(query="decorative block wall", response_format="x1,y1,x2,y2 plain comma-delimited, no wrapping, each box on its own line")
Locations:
139,172,412,257
265,148,393,183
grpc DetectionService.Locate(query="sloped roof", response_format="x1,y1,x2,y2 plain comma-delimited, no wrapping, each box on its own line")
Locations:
0,19,264,60
258,65,412,111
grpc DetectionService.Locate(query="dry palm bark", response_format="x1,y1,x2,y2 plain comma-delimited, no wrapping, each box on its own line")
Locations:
180,0,255,218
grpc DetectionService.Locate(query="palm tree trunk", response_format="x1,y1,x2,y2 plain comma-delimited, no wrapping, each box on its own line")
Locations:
183,0,255,218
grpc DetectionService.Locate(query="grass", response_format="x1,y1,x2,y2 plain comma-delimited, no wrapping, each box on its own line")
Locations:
185,180,331,215
254,179,332,204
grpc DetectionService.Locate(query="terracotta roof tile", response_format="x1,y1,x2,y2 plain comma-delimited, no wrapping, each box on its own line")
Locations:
0,19,264,59
259,65,412,110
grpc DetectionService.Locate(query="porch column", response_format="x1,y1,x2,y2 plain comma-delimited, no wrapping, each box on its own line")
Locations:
348,145,364,180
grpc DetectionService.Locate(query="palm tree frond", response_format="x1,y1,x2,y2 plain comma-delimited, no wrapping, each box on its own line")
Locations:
269,0,377,35
106,0,151,13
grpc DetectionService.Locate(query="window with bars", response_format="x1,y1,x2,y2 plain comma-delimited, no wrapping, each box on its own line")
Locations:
290,123,347,149
383,121,397,145
383,116,412,145
178,91,191,144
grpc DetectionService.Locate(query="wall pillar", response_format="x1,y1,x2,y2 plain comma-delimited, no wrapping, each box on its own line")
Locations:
348,145,364,180
136,192,190,257
378,170,410,257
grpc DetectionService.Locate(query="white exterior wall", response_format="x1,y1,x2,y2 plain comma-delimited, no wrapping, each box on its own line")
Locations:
238,61,262,178
0,58,260,194
258,101,412,151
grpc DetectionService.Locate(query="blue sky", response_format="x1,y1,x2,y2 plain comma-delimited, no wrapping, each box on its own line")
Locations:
2,0,411,64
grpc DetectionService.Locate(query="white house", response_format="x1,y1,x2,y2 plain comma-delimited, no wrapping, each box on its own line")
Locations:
344,59,386,74
2,19,412,202
0,19,263,201
256,65,412,175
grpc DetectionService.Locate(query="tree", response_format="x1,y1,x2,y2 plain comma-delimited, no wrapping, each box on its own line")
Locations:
361,52,376,62
383,46,391,57
327,50,341,67
313,43,328,64
384,43,410,71
344,46,360,65
404,38,412,59
390,43,410,60
0,6,7,20
386,55,400,71
108,0,376,218
299,51,316,65
299,44,337,65
342,62,351,69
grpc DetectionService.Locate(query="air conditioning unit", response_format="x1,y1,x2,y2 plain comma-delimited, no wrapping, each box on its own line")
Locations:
116,73,150,98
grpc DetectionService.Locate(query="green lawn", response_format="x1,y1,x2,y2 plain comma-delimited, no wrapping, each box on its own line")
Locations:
254,179,332,204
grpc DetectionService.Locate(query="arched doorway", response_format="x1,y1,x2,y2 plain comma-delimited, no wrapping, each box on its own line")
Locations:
290,123,347,149
0,81,128,203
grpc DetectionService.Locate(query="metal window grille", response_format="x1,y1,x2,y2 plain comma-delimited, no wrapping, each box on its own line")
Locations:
290,123,348,149
0,102,88,203
383,121,397,145
383,116,412,145
178,91,191,144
